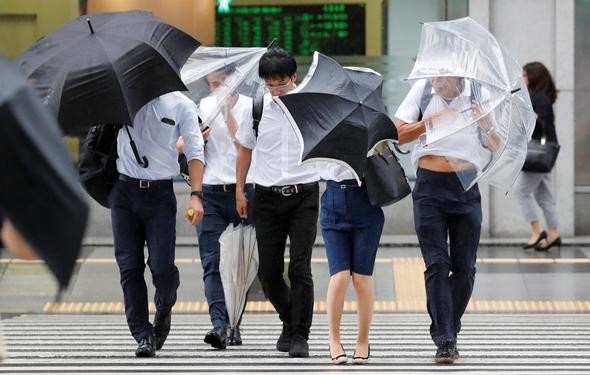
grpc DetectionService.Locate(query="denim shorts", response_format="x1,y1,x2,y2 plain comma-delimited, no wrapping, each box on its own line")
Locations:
320,181,385,276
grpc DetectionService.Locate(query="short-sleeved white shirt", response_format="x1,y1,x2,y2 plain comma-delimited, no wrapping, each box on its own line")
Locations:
199,94,254,185
117,91,204,180
235,93,319,186
394,79,482,170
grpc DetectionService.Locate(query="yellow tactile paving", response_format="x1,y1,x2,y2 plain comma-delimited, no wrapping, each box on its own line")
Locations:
41,299,590,314
392,257,426,303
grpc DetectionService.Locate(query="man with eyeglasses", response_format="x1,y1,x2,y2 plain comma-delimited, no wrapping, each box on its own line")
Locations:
235,48,319,358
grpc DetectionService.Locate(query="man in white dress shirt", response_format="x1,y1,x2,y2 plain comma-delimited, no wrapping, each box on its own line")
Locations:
191,64,255,349
235,48,319,358
109,91,205,358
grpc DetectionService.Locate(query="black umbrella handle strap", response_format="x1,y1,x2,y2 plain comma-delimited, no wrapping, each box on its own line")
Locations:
124,125,149,168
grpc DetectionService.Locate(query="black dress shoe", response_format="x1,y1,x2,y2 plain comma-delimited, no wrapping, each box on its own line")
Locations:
153,310,171,350
434,340,456,364
276,322,291,352
227,326,242,346
135,334,156,358
289,335,309,358
536,236,562,251
523,231,547,249
204,326,227,349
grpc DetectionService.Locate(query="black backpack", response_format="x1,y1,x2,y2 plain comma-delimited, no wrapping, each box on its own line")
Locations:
78,124,147,207
78,124,121,208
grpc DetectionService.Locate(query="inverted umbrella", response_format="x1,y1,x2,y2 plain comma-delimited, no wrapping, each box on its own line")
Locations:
181,46,266,126
219,222,259,341
16,10,200,135
275,51,398,183
407,17,536,191
0,57,89,288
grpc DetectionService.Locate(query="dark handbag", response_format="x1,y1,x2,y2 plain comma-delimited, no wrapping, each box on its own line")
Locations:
78,124,121,208
522,139,560,173
364,143,411,207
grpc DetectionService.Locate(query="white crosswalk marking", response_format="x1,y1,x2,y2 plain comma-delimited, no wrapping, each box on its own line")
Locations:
1,313,590,374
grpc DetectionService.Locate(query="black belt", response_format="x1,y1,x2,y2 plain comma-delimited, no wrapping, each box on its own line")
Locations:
118,174,172,189
255,182,317,197
326,179,365,189
203,184,236,192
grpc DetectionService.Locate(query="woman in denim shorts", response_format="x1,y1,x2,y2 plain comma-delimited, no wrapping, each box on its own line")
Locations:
320,164,384,365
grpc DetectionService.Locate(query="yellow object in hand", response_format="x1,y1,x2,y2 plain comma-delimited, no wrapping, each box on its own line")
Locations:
187,208,194,218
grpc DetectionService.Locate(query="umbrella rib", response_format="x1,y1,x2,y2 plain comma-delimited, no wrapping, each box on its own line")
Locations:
423,26,509,89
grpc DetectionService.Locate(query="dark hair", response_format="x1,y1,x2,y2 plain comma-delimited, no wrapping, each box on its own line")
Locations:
258,48,297,79
523,62,558,103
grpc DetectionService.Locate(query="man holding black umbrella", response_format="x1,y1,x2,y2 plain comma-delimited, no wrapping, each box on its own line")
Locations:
235,48,319,358
110,91,205,358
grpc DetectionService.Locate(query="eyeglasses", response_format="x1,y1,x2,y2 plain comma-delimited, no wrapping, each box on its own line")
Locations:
264,78,292,91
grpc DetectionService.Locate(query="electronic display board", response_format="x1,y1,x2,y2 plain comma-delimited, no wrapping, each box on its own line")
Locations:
216,4,366,55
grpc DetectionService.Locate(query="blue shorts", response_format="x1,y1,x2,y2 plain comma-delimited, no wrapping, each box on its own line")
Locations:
320,181,385,276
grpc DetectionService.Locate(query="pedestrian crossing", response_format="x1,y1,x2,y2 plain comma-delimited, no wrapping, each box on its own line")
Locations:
1,313,589,374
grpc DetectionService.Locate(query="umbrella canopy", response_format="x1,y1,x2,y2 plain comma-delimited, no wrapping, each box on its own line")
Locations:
181,46,266,126
407,17,535,191
15,10,200,135
0,57,89,288
275,51,398,183
219,223,259,333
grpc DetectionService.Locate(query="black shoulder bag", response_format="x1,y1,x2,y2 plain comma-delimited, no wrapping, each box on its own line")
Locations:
364,142,411,207
522,121,560,173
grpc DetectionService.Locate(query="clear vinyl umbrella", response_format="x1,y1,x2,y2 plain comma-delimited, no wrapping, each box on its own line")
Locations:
181,46,266,126
407,17,536,191
218,222,259,342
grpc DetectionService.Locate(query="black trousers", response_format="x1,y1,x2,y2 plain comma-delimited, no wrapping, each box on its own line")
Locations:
412,168,481,346
109,178,180,342
253,183,319,339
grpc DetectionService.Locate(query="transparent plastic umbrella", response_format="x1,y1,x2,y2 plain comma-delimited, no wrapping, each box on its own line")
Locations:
181,46,266,127
407,17,536,191
218,222,259,339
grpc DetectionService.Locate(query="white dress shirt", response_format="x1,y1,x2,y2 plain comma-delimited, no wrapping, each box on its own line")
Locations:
235,93,319,186
200,94,254,185
317,162,357,183
116,91,205,180
395,79,483,170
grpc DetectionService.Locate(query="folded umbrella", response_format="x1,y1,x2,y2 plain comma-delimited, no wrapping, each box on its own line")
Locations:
0,57,89,288
15,10,200,135
219,222,259,340
275,52,398,183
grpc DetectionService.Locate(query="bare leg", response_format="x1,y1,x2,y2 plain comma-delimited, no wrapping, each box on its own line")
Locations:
327,270,350,358
352,272,373,357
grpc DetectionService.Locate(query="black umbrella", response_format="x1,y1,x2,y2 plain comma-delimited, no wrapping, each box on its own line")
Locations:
15,10,200,135
275,52,397,181
0,57,89,288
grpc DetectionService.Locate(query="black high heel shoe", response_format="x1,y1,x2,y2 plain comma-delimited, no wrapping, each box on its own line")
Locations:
329,343,347,365
535,236,562,252
352,344,370,365
522,231,547,249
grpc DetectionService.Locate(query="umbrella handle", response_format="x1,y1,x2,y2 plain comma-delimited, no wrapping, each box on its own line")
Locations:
124,125,149,168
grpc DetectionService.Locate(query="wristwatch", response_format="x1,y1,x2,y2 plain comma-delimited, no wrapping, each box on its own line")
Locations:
190,191,204,200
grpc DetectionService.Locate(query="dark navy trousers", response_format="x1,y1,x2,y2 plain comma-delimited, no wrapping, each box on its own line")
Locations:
196,184,254,329
110,178,180,342
412,168,482,346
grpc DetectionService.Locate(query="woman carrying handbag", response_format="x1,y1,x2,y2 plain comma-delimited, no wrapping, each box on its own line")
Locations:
515,62,561,252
